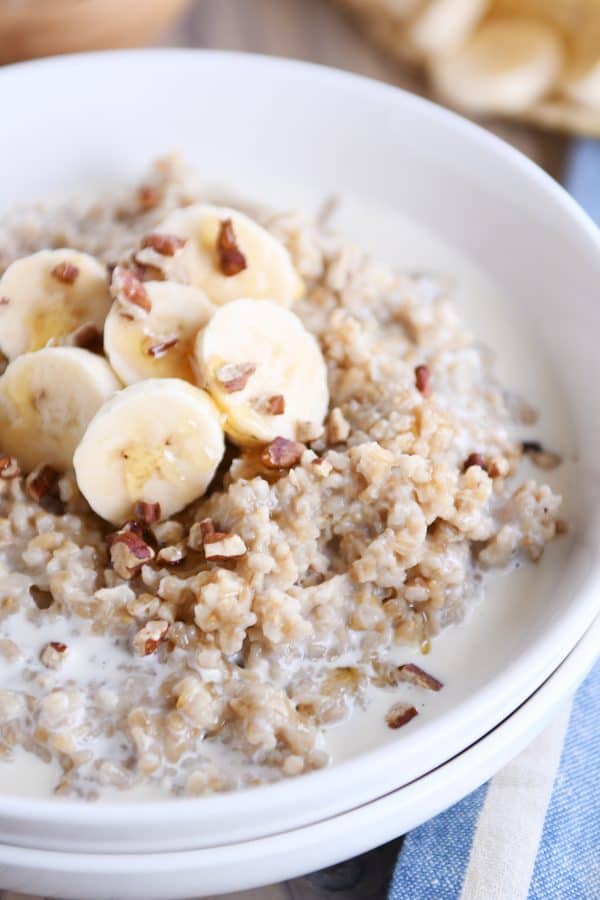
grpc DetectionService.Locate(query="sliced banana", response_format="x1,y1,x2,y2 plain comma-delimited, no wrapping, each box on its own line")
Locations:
104,281,215,385
429,18,563,114
0,249,111,360
562,52,600,111
409,0,489,56
0,347,120,472
194,298,329,446
73,379,225,524
151,204,304,306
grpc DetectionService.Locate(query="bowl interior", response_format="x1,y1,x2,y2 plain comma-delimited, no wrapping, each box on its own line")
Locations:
0,50,598,852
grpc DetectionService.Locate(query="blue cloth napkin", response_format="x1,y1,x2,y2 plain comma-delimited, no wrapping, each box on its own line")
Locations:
389,141,600,900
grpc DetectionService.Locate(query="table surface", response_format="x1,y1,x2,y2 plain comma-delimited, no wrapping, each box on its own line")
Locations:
0,4,572,900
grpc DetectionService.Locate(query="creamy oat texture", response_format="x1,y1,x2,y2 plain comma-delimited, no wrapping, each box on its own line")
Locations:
0,158,562,797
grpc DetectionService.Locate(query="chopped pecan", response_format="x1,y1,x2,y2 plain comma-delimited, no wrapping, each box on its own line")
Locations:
51,262,79,285
25,465,59,502
140,233,187,256
252,394,285,415
69,323,103,353
0,455,21,479
395,663,443,692
266,395,285,416
216,362,256,393
137,184,162,212
386,702,418,730
147,338,179,359
463,452,488,473
106,519,144,546
203,532,247,561
134,501,162,525
29,586,54,610
112,265,151,313
521,440,543,454
188,517,217,551
261,437,305,469
521,441,562,470
199,518,215,539
109,530,155,579
415,364,432,397
487,457,509,479
40,641,68,669
0,296,9,306
216,218,247,276
132,619,169,656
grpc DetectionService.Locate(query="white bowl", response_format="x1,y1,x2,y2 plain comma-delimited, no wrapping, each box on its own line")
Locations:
0,49,599,855
1,613,597,900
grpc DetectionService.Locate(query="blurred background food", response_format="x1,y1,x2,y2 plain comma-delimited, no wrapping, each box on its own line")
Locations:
337,0,600,135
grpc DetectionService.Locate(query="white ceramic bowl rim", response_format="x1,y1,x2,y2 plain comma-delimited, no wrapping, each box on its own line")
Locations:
0,49,598,836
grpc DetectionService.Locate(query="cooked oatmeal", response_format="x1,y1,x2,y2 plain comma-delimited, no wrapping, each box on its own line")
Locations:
0,157,563,797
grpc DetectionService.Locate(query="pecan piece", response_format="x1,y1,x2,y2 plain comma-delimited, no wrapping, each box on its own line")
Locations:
132,619,169,656
216,218,247,276
0,296,10,306
134,501,162,525
137,184,162,212
252,394,286,415
69,323,103,353
266,395,285,415
203,532,247,561
199,518,216,539
40,641,68,669
25,465,59,502
112,265,151,313
521,440,562,470
51,262,79,285
106,519,144,546
215,362,256,393
395,663,443,692
386,702,418,730
261,437,305,469
463,452,488,473
109,530,155,579
415,364,432,397
147,338,179,359
188,518,213,551
140,233,187,256
0,455,21,479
